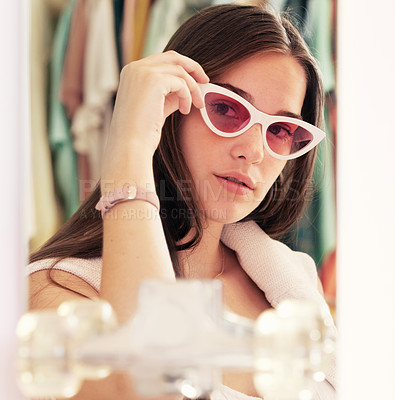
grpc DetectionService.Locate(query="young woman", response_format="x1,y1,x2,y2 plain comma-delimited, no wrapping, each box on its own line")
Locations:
28,4,336,400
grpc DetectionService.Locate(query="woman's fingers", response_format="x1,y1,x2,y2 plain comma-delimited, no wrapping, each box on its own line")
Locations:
163,75,192,116
104,50,208,165
144,51,209,111
149,63,205,112
147,50,210,85
170,63,206,110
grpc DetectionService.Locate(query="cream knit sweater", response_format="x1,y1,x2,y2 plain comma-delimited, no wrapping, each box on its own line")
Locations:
27,221,336,400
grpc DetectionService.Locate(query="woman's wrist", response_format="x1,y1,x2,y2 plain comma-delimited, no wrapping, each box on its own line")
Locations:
100,149,156,194
100,173,156,193
97,185,160,219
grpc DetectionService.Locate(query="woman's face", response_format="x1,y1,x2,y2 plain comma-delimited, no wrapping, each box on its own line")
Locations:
179,52,307,225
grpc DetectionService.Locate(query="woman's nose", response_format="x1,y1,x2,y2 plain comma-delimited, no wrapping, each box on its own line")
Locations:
230,123,264,164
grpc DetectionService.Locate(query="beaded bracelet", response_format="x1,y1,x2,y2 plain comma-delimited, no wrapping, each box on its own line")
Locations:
95,186,160,218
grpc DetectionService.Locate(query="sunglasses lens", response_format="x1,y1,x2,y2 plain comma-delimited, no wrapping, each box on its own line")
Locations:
204,92,251,133
266,123,314,156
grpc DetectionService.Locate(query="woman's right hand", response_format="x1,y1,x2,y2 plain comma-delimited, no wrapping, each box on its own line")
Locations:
100,51,209,192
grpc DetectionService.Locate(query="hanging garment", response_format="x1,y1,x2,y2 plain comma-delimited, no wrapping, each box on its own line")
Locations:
120,0,136,66
304,0,335,93
48,0,80,221
113,0,125,69
59,0,88,120
305,0,336,266
311,108,336,265
59,0,93,201
131,0,152,61
283,0,308,30
120,0,152,65
142,0,213,57
142,0,187,57
269,0,288,10
71,0,120,182
273,0,336,271
30,0,63,250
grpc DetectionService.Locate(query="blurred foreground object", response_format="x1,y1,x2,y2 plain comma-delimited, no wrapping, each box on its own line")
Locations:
16,280,334,399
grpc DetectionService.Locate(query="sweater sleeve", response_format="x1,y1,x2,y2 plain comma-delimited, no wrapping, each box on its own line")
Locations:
26,257,103,292
221,221,336,398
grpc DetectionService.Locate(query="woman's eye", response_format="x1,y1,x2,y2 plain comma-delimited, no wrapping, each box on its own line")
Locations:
209,101,237,118
268,124,292,137
215,103,230,115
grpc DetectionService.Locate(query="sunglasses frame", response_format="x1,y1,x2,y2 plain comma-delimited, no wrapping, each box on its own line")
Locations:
198,83,326,160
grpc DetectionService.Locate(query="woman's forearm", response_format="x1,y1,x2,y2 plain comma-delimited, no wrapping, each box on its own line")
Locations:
100,199,175,323
99,155,175,323
100,152,175,322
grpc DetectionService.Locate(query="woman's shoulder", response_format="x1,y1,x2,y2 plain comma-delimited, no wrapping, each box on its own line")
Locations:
221,221,318,282
27,256,103,292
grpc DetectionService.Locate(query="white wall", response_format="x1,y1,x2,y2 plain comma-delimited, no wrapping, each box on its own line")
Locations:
0,1,28,399
337,1,395,399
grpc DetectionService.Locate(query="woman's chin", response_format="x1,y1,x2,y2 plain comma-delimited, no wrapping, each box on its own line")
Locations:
202,203,255,225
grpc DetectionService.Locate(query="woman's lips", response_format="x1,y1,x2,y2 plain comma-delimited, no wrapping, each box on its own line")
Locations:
215,175,253,195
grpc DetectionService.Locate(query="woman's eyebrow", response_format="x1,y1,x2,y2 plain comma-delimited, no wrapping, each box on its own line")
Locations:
213,82,255,103
276,110,303,120
212,83,303,120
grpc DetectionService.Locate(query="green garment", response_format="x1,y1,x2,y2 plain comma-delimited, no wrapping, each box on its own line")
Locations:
143,0,212,57
276,0,337,267
303,0,336,265
312,106,336,265
285,107,336,266
48,0,80,220
304,0,336,93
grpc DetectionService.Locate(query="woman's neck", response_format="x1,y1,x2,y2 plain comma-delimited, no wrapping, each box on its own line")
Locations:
177,222,225,279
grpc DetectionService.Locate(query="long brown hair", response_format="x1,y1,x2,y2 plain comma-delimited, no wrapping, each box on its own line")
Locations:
31,4,324,277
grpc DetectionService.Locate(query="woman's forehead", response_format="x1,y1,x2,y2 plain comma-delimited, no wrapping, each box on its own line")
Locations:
214,53,307,116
